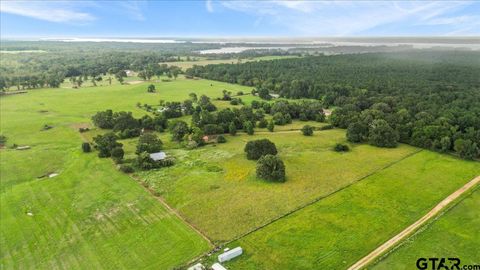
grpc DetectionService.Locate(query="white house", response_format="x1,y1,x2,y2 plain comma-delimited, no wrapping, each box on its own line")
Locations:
149,152,167,161
218,247,243,263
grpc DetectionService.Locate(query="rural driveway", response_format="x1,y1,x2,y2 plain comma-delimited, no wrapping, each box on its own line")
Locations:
348,175,480,270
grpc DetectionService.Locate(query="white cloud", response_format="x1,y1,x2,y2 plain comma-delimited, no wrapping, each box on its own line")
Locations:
206,0,214,13
219,1,479,36
118,1,146,21
0,1,95,23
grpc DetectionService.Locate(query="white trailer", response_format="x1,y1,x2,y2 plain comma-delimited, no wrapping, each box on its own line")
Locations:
218,247,243,263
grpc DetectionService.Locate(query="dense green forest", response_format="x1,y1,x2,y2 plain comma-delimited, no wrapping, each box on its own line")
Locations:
186,51,480,159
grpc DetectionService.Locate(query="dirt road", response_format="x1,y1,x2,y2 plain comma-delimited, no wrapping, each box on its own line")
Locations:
348,175,480,270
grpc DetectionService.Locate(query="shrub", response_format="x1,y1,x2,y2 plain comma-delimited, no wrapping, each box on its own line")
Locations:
244,139,277,160
119,164,134,173
301,125,314,136
81,142,91,153
237,91,244,96
217,135,227,143
256,154,286,182
334,143,350,152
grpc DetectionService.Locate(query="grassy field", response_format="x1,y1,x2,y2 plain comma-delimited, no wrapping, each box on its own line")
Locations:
0,77,256,269
2,75,479,269
135,131,419,242
371,188,480,270
161,55,300,70
214,151,480,269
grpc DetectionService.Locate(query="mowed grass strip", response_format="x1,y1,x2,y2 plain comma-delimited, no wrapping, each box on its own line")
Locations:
136,130,418,242
217,151,480,270
371,188,480,270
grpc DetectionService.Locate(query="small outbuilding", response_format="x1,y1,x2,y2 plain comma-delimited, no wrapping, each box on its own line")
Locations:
218,247,243,263
211,263,227,270
149,152,167,161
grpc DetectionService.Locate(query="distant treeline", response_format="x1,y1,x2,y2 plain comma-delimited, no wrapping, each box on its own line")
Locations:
0,41,298,90
186,51,480,159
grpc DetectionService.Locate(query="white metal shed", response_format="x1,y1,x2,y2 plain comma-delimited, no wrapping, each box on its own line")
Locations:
218,247,242,263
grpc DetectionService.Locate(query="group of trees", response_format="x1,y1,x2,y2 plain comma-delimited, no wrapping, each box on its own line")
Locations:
244,139,285,182
88,129,172,172
91,109,168,138
188,51,480,160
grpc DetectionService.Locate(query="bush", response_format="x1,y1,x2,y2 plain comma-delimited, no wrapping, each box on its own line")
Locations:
244,139,277,160
333,143,350,152
301,125,314,136
217,135,227,143
119,164,134,173
81,142,91,153
256,154,286,182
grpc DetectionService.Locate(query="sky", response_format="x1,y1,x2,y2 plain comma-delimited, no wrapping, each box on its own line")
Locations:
1,0,479,38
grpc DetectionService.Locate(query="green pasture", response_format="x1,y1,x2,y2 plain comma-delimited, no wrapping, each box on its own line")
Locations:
1,77,255,269
135,130,418,242
216,151,480,269
371,188,480,270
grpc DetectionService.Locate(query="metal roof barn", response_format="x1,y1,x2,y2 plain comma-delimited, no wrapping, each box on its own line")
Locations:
218,247,243,263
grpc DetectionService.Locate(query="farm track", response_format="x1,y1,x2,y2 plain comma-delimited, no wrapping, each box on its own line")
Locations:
348,175,480,270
